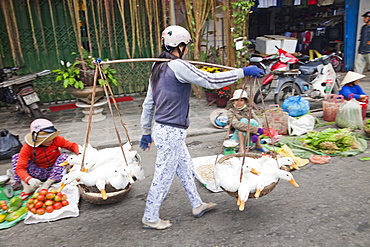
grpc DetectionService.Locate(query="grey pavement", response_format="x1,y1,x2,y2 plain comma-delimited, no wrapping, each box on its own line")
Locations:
0,71,370,246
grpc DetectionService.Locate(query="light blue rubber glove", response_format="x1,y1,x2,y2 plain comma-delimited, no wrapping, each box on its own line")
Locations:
140,135,152,150
242,65,265,78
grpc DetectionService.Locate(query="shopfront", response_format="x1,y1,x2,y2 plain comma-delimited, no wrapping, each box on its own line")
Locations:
248,0,369,71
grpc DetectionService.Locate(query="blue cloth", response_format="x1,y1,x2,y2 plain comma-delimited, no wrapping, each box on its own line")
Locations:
230,118,259,142
339,85,367,100
358,25,370,54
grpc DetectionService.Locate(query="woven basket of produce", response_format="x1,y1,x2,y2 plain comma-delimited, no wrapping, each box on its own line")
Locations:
217,152,287,199
78,182,133,205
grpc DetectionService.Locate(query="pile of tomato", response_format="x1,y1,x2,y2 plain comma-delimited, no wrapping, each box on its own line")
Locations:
26,188,69,215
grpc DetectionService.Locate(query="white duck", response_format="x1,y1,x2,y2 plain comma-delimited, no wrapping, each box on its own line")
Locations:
128,160,145,181
106,166,130,190
237,164,261,211
88,142,137,171
214,157,243,192
254,168,299,199
58,158,134,200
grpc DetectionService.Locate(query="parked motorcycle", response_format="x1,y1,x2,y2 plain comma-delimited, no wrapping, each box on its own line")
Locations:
253,46,340,105
0,67,50,119
258,53,340,105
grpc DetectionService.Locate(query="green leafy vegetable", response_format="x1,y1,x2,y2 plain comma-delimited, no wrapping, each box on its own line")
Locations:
359,157,370,161
299,128,362,155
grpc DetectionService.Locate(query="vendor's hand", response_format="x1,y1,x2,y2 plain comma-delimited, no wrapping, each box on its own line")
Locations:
242,65,265,78
28,178,42,189
140,135,152,151
251,134,259,143
78,145,84,154
257,128,264,135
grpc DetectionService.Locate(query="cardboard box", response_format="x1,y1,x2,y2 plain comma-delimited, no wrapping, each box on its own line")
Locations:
256,35,297,54
255,36,281,55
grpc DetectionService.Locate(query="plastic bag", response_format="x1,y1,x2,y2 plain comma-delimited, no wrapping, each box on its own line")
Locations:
282,96,310,117
288,115,315,136
335,98,363,130
0,129,22,160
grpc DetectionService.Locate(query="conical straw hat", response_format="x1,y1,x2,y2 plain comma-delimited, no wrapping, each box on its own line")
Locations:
341,71,365,85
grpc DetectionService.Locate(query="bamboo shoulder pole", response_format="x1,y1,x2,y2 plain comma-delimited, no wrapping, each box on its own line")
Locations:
99,58,237,71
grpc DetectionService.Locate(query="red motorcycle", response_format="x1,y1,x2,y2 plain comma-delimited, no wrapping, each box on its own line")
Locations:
253,47,299,104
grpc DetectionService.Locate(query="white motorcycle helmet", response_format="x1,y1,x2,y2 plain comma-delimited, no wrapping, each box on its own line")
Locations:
162,25,193,53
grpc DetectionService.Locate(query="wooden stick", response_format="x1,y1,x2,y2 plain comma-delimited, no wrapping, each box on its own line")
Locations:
99,58,237,70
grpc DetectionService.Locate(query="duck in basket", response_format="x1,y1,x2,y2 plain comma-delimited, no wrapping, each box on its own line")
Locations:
214,153,299,211
57,143,144,201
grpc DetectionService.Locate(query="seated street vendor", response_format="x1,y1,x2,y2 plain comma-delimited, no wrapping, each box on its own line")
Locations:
227,89,267,153
12,118,80,200
339,71,368,101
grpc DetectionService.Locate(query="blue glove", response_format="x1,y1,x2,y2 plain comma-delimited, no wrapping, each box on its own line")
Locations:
242,65,265,78
251,134,259,143
257,128,264,135
140,135,152,150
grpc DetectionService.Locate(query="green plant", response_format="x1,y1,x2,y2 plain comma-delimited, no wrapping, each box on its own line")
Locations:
52,49,118,89
230,0,255,67
52,60,83,89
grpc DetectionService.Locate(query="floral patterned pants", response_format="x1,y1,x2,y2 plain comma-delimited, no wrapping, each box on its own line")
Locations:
11,153,68,182
143,123,203,223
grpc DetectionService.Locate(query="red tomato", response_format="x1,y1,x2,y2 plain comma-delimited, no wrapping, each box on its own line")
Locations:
54,195,63,202
27,198,35,204
53,202,63,210
27,203,35,210
34,201,44,209
61,200,69,207
30,207,37,214
32,192,39,199
1,205,8,211
45,200,54,206
49,188,57,194
36,194,45,202
45,205,54,213
45,192,55,200
61,194,67,201
39,189,48,195
0,200,6,206
36,208,45,215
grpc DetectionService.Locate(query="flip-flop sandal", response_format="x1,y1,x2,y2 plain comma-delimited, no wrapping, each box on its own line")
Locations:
193,202,217,218
255,147,268,152
142,219,172,230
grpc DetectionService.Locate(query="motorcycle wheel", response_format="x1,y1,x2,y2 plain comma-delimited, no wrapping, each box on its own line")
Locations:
29,103,43,119
330,57,341,72
274,82,301,105
254,84,272,104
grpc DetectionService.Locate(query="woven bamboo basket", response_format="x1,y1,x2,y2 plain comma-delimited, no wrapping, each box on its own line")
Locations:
217,152,287,199
78,182,133,205
77,154,141,205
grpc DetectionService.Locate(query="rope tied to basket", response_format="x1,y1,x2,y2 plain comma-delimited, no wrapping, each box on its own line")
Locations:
213,76,284,200
79,59,134,183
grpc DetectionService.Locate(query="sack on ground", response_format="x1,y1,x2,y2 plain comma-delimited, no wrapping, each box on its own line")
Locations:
0,129,22,160
335,98,363,130
289,114,315,136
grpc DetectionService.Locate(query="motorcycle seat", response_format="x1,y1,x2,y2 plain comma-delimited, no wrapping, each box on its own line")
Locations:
299,64,317,75
250,56,263,63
